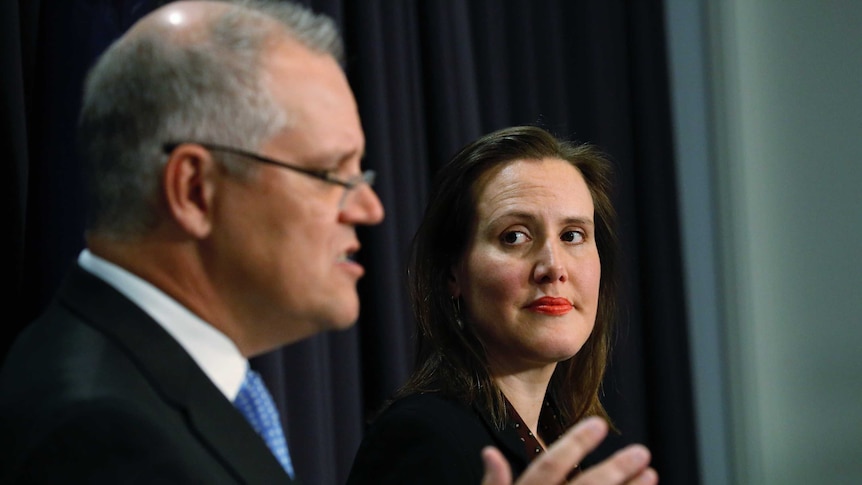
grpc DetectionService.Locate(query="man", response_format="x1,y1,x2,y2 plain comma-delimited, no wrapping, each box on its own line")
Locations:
0,1,655,484
2,1,379,482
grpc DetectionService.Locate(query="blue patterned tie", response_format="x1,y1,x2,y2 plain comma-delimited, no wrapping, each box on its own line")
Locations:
233,368,295,478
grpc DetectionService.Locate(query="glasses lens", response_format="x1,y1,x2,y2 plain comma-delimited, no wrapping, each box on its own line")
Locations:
337,171,376,210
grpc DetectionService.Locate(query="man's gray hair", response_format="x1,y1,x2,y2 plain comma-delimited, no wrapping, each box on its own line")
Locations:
78,0,343,239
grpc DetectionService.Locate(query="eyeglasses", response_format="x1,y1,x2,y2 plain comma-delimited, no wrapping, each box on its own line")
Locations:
162,142,376,208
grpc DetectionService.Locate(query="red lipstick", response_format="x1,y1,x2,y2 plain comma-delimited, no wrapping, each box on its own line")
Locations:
526,297,573,316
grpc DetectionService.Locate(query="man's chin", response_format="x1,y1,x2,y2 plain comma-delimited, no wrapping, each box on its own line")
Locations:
326,295,360,330
310,305,360,334
327,307,361,331
268,300,360,348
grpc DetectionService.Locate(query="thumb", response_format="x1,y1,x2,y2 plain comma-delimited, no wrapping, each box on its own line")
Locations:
481,446,513,485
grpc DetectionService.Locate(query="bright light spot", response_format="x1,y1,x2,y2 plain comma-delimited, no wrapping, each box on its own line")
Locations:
167,12,184,25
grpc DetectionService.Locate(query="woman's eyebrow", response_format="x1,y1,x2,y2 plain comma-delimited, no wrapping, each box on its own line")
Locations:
489,211,594,226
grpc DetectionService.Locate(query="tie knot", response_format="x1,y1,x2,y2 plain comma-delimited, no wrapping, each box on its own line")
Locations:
240,369,266,395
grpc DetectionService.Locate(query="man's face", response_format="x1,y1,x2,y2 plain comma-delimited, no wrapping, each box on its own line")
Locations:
209,39,384,354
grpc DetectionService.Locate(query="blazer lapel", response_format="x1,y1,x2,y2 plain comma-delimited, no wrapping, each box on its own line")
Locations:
473,402,530,471
59,265,294,483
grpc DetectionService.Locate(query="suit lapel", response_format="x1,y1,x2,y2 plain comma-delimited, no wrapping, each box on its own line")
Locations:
59,265,294,483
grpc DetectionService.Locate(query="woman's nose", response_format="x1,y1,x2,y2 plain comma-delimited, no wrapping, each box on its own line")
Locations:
532,242,568,284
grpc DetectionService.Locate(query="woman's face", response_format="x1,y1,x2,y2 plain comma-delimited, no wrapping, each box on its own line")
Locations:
450,157,601,374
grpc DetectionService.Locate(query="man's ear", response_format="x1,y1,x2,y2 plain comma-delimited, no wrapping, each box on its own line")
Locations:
162,144,217,238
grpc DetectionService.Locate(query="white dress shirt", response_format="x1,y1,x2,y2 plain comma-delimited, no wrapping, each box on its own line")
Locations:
78,249,247,401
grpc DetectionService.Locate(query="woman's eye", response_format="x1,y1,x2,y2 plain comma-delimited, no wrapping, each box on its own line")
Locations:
561,230,585,243
501,231,527,245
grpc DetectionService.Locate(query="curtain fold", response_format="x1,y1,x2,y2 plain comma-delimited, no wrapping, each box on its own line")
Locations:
5,1,699,484
2,0,29,358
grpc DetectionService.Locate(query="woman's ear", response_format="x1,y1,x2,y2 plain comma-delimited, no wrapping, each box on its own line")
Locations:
162,143,218,238
447,264,461,298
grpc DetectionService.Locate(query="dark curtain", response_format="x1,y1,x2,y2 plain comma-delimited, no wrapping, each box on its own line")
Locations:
3,1,699,484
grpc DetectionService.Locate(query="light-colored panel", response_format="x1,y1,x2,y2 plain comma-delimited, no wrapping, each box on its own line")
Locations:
664,1,731,484
709,1,862,484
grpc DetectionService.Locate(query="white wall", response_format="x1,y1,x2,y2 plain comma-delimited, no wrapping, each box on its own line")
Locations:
668,1,862,484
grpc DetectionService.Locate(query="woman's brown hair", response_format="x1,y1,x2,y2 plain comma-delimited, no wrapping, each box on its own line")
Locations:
398,125,620,430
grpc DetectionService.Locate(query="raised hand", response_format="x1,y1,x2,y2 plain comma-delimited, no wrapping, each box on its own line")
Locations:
481,417,657,485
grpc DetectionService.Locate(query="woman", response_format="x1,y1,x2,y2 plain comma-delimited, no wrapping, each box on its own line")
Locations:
348,126,623,484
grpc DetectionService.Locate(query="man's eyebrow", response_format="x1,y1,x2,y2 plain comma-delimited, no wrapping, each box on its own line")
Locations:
313,148,365,171
337,147,367,167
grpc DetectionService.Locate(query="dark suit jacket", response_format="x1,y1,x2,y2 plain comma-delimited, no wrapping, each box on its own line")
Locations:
0,264,293,484
346,392,530,485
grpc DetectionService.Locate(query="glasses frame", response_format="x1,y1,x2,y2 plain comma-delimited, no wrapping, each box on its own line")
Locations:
162,142,376,191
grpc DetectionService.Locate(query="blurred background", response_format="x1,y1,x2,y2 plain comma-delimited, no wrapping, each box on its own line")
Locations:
3,1,860,484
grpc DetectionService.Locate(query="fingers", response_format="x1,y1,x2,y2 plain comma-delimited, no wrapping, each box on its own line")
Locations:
546,416,608,464
481,416,658,485
572,444,657,485
512,416,609,485
480,447,513,485
629,468,658,485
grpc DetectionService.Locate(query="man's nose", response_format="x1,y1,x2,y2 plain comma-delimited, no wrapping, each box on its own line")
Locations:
340,184,385,225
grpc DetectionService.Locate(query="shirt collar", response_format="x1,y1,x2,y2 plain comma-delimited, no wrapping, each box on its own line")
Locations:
78,249,247,400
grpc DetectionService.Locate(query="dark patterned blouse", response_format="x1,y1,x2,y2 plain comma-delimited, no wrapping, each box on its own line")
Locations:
505,397,581,479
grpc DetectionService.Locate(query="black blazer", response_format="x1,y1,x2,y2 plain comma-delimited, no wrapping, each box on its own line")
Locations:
346,392,530,485
0,265,293,484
